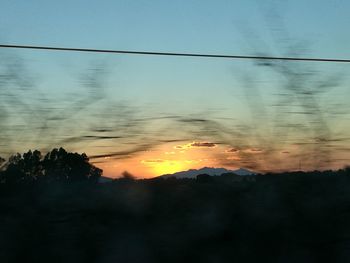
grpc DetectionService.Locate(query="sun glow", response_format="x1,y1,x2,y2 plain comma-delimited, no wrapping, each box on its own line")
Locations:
148,160,187,175
142,159,188,175
98,141,237,178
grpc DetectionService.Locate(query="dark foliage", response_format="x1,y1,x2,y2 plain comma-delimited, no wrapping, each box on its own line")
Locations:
1,168,350,262
0,148,102,184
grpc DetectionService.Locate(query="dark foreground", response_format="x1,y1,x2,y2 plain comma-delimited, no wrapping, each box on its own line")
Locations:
1,170,350,263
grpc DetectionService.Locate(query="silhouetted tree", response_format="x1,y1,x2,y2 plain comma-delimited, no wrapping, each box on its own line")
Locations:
42,148,102,182
0,148,102,184
2,150,44,183
23,150,43,178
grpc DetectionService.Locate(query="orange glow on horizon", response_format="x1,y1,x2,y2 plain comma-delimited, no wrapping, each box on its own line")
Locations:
95,141,226,178
143,159,188,175
92,140,346,179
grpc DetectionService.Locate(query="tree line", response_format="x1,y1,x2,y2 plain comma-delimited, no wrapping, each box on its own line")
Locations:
0,147,102,184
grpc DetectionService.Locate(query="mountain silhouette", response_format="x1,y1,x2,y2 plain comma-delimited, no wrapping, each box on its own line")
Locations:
160,167,254,179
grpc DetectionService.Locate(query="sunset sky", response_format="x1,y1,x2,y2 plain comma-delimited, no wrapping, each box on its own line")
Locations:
0,1,350,178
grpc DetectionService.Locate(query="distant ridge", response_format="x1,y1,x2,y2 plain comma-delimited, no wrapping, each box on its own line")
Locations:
160,167,254,179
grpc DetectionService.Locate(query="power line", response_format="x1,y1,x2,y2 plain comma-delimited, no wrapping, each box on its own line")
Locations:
0,44,350,63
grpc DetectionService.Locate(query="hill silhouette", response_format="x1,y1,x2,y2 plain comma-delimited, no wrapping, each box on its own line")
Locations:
160,167,254,179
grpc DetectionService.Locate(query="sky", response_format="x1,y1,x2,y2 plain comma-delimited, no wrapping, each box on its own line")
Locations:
0,0,350,178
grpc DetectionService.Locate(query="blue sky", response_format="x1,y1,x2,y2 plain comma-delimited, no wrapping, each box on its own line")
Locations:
0,1,350,176
1,1,349,56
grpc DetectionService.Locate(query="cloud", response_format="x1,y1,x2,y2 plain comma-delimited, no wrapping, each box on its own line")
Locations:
244,148,263,154
226,156,241,161
226,147,239,153
190,142,217,148
174,145,185,149
141,159,164,164
90,145,151,160
82,135,123,140
174,141,217,149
